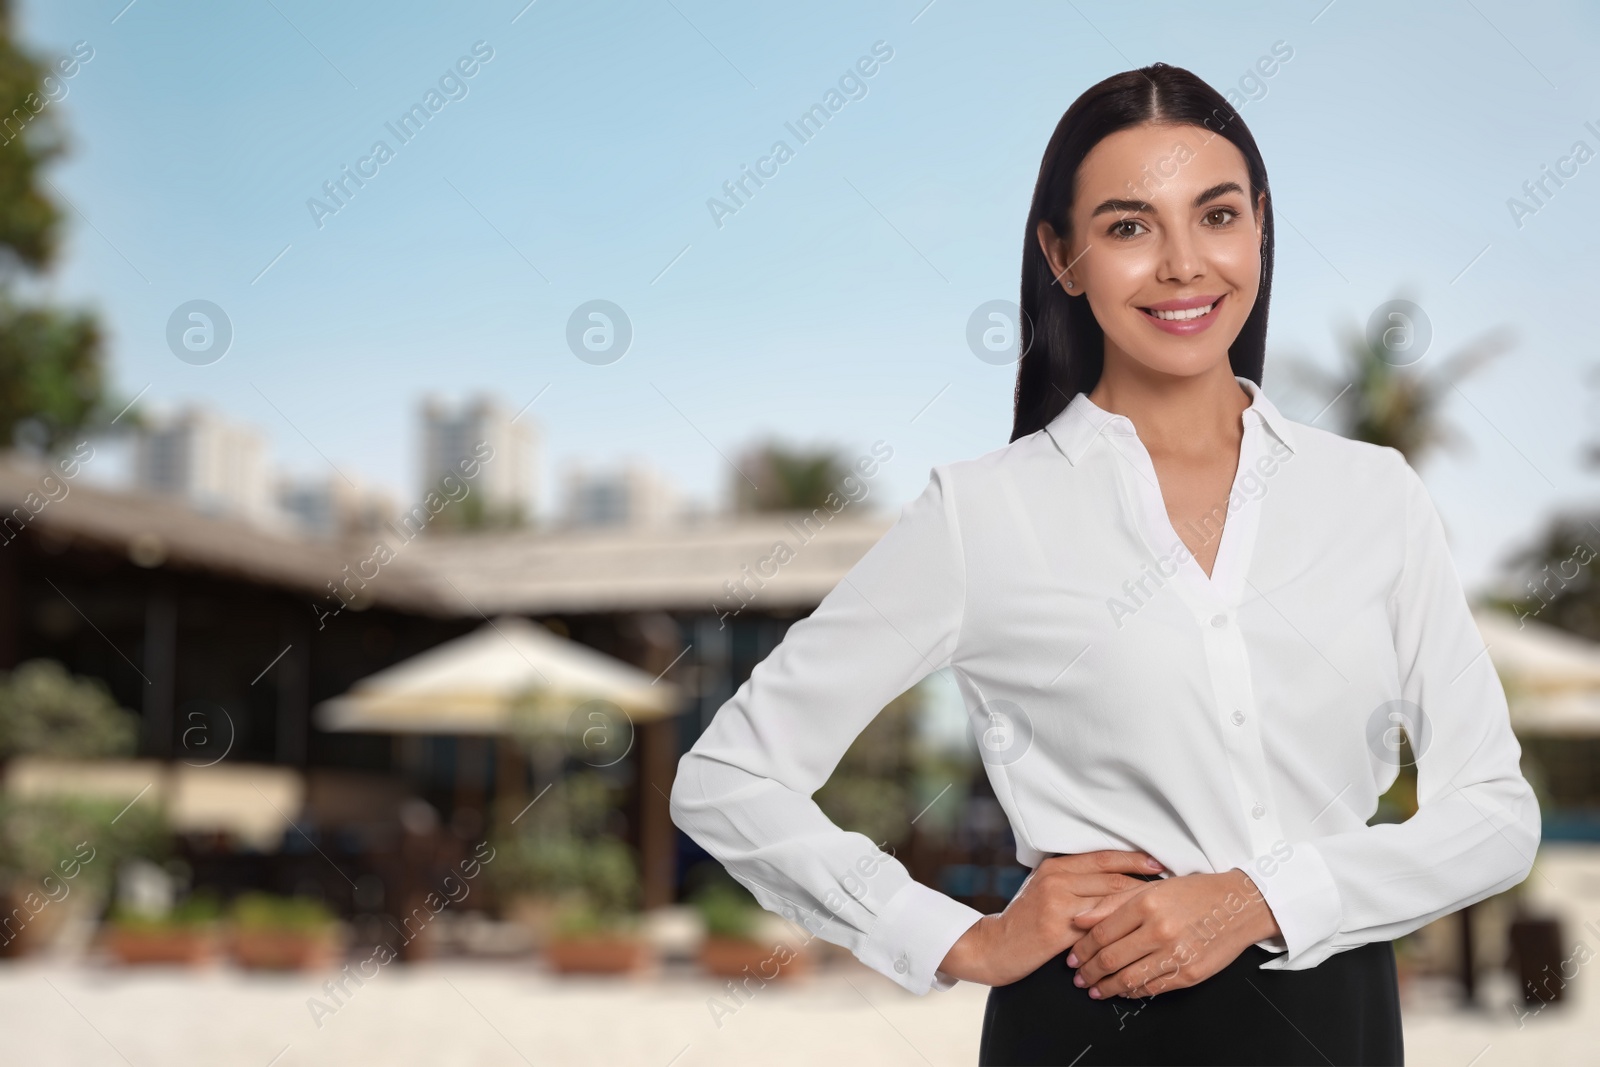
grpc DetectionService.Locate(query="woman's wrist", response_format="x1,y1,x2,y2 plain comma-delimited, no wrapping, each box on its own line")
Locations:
937,913,997,984
1227,867,1282,943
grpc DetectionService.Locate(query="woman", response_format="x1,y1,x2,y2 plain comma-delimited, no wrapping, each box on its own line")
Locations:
669,63,1540,1065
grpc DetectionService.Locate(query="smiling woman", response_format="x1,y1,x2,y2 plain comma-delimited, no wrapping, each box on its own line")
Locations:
671,60,1536,1067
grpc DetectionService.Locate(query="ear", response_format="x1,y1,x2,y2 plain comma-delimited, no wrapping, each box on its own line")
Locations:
1036,219,1072,288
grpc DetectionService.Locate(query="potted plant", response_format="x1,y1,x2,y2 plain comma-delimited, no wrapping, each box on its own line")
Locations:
104,892,223,966
0,662,154,958
230,893,341,971
693,880,811,980
544,893,653,974
0,794,165,958
542,837,654,975
491,834,585,952
489,770,630,955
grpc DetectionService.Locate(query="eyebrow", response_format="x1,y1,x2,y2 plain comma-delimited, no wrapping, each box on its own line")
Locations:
1088,181,1247,219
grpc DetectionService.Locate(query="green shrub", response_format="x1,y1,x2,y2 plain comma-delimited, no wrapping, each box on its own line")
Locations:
552,893,639,937
0,660,139,760
109,891,223,930
0,794,166,899
692,881,760,941
231,893,334,932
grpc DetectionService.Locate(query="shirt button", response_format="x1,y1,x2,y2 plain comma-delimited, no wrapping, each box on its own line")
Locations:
1231,710,1246,726
1251,802,1266,819
894,953,909,974
1210,613,1228,628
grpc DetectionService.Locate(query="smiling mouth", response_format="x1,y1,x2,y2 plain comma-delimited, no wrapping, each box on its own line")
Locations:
1140,295,1223,321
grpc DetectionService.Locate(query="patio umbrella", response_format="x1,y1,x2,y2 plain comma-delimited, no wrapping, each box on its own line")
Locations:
314,615,682,737
1475,605,1600,735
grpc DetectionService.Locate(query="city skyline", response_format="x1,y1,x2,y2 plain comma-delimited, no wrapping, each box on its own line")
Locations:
14,0,1600,587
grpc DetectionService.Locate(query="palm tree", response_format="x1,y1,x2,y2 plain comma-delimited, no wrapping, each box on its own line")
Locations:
731,442,857,513
1277,297,1515,468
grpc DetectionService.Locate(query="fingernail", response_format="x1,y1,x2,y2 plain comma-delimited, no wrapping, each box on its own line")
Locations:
1089,987,1102,999
1066,953,1078,967
1146,857,1163,869
1073,972,1084,986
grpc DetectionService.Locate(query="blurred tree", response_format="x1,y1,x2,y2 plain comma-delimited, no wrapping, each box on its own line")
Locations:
0,2,113,453
1483,511,1600,640
1278,298,1514,467
425,478,530,532
0,658,140,761
732,441,856,513
813,687,919,850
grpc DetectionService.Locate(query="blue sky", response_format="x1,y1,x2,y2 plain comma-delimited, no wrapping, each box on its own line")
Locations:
15,0,1600,590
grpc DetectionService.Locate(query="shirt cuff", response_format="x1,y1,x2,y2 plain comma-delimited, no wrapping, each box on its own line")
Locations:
860,879,986,995
1240,840,1342,965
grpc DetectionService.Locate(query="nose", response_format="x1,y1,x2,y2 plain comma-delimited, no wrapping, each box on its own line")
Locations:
1156,226,1204,285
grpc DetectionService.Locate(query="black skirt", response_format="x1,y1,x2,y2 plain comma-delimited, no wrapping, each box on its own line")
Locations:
977,875,1403,1066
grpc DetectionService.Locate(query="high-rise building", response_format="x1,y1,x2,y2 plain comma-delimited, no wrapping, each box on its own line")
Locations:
132,405,277,525
418,394,537,524
561,461,679,527
278,474,399,541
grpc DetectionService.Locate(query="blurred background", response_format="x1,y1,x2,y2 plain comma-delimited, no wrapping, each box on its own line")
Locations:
1,1,1599,1064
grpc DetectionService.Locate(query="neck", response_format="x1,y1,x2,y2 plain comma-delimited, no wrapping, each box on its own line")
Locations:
1087,361,1251,457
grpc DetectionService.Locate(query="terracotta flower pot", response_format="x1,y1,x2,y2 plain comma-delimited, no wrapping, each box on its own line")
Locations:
544,934,654,974
0,891,73,958
698,936,812,980
105,925,220,966
232,927,340,971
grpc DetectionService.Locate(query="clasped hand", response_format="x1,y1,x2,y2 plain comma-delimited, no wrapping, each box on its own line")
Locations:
936,850,1280,999
1067,865,1277,999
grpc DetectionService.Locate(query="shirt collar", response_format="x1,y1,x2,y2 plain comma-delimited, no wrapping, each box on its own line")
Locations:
1042,375,1298,466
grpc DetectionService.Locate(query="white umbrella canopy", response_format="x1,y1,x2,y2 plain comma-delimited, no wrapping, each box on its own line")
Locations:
1474,606,1600,735
315,615,681,736
1474,606,1600,692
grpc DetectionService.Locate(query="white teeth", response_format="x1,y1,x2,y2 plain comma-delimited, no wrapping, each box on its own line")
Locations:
1147,301,1216,321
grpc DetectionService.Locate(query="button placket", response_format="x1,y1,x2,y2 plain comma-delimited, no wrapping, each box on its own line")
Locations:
1201,597,1274,848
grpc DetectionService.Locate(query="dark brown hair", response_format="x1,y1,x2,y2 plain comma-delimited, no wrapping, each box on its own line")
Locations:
1011,63,1275,442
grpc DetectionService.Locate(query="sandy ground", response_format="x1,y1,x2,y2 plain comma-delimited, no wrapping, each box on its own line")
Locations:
2,845,1596,1066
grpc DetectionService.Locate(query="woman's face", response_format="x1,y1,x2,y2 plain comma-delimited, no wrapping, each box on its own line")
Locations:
1037,121,1266,381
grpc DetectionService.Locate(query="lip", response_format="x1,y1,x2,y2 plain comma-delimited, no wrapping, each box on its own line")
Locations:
1139,292,1225,336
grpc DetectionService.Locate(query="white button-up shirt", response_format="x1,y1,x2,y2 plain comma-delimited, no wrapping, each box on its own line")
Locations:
670,375,1541,995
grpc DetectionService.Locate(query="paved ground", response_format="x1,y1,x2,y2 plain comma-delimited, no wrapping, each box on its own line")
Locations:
2,845,1596,1066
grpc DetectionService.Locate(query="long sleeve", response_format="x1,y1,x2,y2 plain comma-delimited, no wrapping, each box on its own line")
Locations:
1243,447,1542,969
669,466,986,995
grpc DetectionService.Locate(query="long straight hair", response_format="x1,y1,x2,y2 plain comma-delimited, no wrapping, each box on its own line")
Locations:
1010,63,1276,443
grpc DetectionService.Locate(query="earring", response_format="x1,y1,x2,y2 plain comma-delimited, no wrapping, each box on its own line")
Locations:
1065,280,1074,289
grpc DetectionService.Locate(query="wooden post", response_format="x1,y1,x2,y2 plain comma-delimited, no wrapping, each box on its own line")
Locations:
1458,902,1477,1006
638,717,678,909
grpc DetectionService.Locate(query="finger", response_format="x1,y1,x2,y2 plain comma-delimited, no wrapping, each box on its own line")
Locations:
1057,871,1157,898
1098,953,1167,999
1067,884,1150,927
1068,899,1119,929
1074,927,1148,988
1074,890,1148,946
1043,850,1164,876
1113,948,1187,999
1070,907,1151,982
1084,935,1167,995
